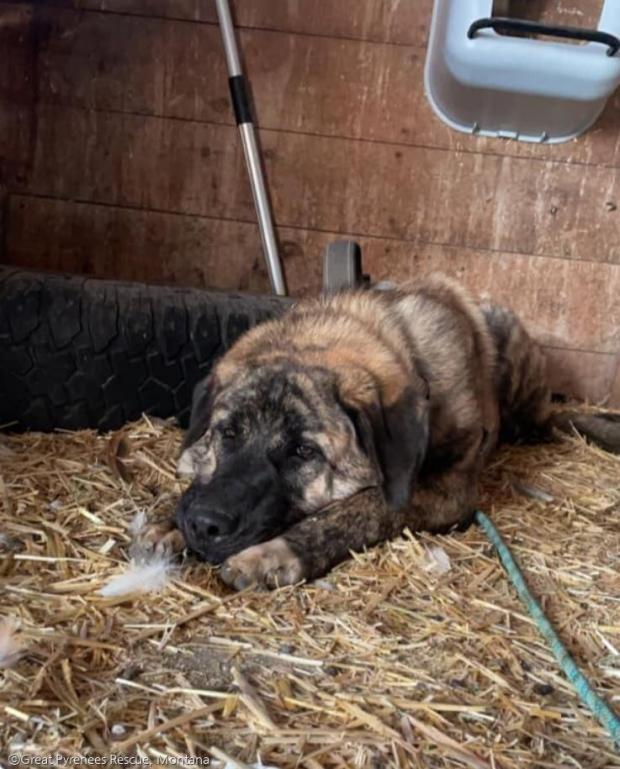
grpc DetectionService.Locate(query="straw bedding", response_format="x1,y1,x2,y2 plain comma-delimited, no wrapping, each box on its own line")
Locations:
1,417,619,767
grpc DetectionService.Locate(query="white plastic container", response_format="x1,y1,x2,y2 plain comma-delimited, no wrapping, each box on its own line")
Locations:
425,0,620,143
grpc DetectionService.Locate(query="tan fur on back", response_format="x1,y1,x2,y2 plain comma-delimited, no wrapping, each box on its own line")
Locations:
217,274,500,465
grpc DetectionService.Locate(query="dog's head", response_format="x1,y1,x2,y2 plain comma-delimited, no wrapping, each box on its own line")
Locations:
176,358,429,563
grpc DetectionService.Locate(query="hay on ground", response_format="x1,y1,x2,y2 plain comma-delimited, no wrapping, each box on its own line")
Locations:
0,416,619,767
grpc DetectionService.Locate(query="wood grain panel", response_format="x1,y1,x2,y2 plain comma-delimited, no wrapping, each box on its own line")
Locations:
7,194,618,404
76,0,603,46
408,243,620,356
502,1,603,31
5,194,271,293
0,3,38,259
25,106,254,219
610,359,620,406
0,4,37,186
75,0,429,45
2,1,617,407
35,7,620,166
266,133,620,266
8,195,620,357
21,106,620,267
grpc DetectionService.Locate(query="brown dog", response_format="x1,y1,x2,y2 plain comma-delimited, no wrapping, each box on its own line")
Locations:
148,275,620,589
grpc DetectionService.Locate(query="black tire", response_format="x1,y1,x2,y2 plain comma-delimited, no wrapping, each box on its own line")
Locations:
0,267,292,432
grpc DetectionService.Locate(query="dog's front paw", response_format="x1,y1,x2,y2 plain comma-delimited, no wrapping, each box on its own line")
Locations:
219,537,304,591
135,520,186,558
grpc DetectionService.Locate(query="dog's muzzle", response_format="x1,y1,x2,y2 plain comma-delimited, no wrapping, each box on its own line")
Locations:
176,452,287,563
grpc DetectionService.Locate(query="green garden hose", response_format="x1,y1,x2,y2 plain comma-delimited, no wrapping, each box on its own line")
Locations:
475,510,620,748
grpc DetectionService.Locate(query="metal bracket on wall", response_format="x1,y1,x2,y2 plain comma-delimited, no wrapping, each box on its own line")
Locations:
322,241,370,294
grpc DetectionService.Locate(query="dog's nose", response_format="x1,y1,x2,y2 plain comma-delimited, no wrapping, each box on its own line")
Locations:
186,508,237,541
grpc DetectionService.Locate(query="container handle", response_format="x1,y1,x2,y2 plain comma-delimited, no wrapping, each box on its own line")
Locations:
467,17,620,57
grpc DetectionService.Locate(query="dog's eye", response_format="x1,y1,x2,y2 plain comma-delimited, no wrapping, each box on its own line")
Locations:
295,444,319,460
221,427,237,441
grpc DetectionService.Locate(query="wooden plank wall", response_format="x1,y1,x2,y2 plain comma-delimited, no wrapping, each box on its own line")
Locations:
1,0,619,405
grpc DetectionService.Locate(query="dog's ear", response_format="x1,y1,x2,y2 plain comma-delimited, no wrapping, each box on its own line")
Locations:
177,374,218,476
340,384,429,511
375,387,429,510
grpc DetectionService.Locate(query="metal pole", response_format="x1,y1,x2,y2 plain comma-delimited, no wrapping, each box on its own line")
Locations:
214,0,287,296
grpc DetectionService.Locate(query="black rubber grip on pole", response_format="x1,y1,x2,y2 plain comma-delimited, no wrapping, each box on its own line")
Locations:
229,75,253,124
468,17,620,56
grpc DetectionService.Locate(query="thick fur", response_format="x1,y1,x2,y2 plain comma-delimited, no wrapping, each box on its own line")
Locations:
152,274,619,589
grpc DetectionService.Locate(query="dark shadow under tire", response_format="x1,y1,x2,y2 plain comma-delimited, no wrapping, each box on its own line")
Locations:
0,267,292,432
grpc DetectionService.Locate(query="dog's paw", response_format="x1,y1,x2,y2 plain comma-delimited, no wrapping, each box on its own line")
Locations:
219,538,304,591
134,520,186,558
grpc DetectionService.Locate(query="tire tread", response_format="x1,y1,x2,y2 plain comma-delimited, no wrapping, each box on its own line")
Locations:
0,267,291,432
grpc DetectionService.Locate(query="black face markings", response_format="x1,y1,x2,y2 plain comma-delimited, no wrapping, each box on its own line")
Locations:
179,357,384,562
178,362,345,558
176,447,291,564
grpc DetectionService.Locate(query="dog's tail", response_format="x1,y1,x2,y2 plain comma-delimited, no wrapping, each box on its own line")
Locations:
549,411,620,455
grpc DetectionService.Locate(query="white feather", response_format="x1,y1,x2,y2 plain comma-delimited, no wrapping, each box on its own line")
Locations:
99,555,174,597
425,545,452,575
314,579,335,592
128,509,147,536
0,618,24,668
